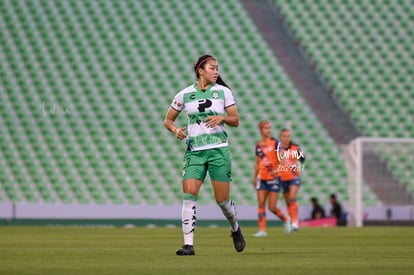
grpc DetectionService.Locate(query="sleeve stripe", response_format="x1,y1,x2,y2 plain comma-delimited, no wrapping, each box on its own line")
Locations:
225,103,236,109
170,105,181,112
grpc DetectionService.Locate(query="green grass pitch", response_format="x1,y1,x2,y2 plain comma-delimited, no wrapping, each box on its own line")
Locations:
1,226,413,275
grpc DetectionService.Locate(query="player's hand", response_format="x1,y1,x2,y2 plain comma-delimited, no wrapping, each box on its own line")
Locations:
271,170,278,177
174,127,187,140
204,115,225,128
253,179,257,188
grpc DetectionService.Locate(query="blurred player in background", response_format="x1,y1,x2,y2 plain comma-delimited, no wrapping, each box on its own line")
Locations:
253,120,291,237
164,54,245,256
277,129,305,231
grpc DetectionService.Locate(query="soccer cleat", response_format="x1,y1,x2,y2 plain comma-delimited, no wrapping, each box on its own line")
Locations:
253,230,268,237
284,217,292,235
176,245,195,256
231,227,246,252
292,223,299,231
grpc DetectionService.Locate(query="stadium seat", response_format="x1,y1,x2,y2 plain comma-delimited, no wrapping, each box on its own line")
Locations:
0,0,355,206
274,0,414,204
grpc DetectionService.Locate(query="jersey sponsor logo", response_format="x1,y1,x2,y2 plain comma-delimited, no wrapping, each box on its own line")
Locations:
173,100,182,108
267,178,278,185
190,134,226,148
197,99,212,112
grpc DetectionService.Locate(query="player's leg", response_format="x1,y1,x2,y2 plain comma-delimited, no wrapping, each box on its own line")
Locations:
209,147,245,252
211,180,236,229
288,181,300,230
211,180,245,252
282,181,292,218
267,180,291,234
268,192,287,222
176,151,206,256
254,182,268,237
181,179,202,243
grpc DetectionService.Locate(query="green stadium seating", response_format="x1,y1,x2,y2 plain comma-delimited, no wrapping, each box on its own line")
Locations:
274,0,413,202
275,0,414,138
0,0,354,206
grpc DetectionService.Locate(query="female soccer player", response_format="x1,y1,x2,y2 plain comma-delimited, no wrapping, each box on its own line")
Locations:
253,120,291,237
164,54,245,256
277,129,305,231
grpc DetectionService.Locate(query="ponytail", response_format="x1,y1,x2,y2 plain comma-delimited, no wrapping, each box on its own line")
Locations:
216,75,230,89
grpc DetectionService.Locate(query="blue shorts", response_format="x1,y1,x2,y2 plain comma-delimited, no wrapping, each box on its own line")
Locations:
256,178,281,193
280,178,301,193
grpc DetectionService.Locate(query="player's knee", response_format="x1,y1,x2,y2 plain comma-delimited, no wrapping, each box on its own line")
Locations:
182,186,200,197
215,194,230,204
268,205,278,212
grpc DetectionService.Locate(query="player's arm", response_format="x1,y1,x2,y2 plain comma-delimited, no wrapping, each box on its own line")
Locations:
253,156,260,187
223,104,239,127
164,107,187,140
204,105,239,128
271,159,279,178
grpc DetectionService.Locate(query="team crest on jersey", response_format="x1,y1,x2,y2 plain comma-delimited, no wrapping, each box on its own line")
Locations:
211,91,219,99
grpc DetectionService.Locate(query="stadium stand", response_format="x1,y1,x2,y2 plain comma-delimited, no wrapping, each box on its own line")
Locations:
274,0,414,201
0,0,374,207
274,0,413,137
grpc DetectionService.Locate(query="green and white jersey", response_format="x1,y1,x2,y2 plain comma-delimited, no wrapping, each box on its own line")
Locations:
171,83,236,151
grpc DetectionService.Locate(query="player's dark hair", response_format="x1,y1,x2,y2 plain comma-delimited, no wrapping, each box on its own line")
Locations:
194,54,230,89
330,194,337,200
